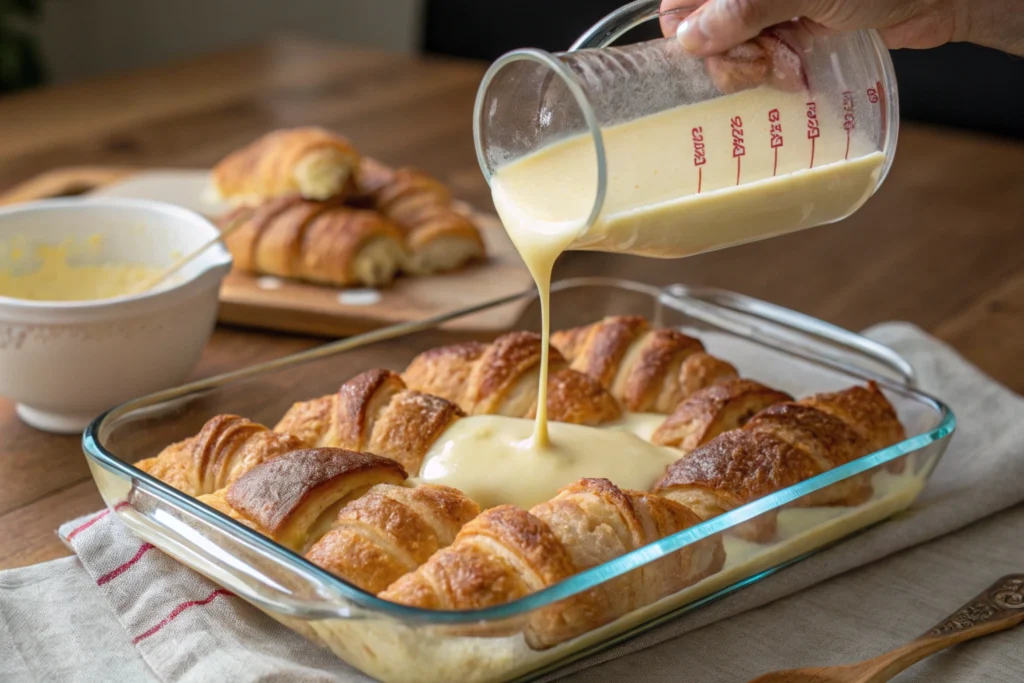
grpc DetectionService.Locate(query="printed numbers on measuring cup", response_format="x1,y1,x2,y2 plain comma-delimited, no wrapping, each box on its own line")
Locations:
768,109,784,148
806,102,819,168
691,127,706,166
805,102,820,139
692,127,706,194
842,91,856,159
769,108,783,177
842,91,856,132
731,116,746,185
731,117,746,157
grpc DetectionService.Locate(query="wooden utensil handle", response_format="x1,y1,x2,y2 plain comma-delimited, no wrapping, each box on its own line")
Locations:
859,574,1024,682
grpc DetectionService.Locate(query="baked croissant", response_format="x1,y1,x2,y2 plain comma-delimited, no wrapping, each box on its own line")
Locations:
402,331,622,425
652,378,793,454
274,368,465,475
306,482,480,594
655,383,905,542
222,197,407,287
357,158,485,275
213,127,361,203
551,316,739,413
135,415,306,497
380,477,724,649
197,447,407,552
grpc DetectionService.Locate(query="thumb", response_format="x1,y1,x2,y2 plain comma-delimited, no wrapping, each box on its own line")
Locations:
678,0,825,54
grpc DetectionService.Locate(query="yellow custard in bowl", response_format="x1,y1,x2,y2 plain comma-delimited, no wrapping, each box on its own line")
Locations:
0,236,170,302
0,198,231,434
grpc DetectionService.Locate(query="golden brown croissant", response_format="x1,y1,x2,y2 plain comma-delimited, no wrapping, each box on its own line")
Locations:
213,127,361,203
197,447,407,552
800,383,906,455
655,384,905,542
356,158,485,275
356,157,452,214
135,415,307,497
222,197,407,287
551,316,739,413
380,478,724,649
274,368,465,475
652,378,793,454
306,482,480,594
402,331,622,425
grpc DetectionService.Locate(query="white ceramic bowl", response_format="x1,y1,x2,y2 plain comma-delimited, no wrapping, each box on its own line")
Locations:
0,198,232,434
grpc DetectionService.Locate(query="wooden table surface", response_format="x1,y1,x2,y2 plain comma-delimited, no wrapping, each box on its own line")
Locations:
0,38,1022,571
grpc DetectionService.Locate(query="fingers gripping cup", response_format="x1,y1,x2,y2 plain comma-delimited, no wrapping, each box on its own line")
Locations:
474,1,899,259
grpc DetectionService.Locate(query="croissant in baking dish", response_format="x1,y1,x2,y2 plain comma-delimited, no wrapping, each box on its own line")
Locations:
276,359,622,475
274,368,466,475
222,196,407,287
306,482,480,594
213,127,361,203
402,331,622,424
380,477,725,649
135,415,307,497
652,378,794,455
136,363,618,498
195,447,480,593
356,158,485,275
197,447,407,550
551,315,739,413
656,382,905,542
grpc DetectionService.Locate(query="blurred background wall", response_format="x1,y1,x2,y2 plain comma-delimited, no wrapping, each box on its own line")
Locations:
4,0,1022,139
33,0,421,83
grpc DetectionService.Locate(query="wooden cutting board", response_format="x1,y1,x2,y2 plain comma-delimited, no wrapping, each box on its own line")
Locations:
0,167,534,337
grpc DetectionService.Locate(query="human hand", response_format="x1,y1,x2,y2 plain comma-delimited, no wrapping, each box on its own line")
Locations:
660,0,1024,57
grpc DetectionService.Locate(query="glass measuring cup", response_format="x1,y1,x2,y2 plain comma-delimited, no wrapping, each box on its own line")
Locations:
474,1,899,258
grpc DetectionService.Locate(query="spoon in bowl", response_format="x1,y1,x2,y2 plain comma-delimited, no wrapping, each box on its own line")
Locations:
129,213,244,295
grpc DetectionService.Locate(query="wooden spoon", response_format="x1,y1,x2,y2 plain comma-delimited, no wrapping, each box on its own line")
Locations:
749,574,1024,683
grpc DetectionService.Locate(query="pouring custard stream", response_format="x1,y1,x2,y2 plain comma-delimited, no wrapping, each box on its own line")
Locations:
420,86,886,508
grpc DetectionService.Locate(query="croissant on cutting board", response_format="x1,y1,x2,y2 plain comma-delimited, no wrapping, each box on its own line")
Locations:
222,196,407,287
356,158,485,275
212,129,487,289
212,127,361,204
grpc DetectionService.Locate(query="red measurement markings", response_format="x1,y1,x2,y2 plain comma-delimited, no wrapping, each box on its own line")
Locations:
768,108,784,176
806,101,820,168
842,90,856,159
691,126,706,193
731,116,745,185
867,81,887,139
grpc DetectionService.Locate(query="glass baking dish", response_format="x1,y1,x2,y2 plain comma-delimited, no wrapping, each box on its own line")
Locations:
82,278,955,683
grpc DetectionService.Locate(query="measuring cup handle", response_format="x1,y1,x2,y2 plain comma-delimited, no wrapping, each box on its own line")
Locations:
570,0,665,51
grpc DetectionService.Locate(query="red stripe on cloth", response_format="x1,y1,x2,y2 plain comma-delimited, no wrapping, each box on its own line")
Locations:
132,589,236,644
64,501,131,542
65,510,110,541
96,543,155,586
